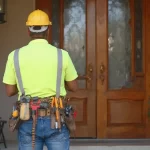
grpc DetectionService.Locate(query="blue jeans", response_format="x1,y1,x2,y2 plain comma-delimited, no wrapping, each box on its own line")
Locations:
18,117,70,150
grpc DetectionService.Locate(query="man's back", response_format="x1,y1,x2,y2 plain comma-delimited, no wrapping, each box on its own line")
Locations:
3,39,78,98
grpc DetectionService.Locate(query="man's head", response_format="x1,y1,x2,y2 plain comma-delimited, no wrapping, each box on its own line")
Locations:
26,10,52,39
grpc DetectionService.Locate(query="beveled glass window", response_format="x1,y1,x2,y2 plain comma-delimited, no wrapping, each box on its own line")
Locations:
108,0,143,90
64,0,86,76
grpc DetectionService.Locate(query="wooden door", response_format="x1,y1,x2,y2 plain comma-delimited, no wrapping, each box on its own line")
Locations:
36,0,96,138
145,0,150,138
97,0,148,138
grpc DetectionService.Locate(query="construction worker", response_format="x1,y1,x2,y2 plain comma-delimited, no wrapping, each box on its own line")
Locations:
3,10,78,150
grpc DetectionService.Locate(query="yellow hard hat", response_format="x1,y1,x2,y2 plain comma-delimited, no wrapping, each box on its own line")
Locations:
26,9,52,26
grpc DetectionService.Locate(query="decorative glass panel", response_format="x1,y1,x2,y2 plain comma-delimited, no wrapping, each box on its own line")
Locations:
51,0,60,47
108,0,132,89
64,0,86,76
135,0,143,72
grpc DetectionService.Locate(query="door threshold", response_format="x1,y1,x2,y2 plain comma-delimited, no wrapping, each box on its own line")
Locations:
70,138,150,146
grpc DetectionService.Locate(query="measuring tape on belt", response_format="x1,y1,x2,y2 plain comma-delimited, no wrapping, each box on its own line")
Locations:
14,48,63,150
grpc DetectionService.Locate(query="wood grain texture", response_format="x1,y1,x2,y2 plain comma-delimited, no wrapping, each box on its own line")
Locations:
108,100,143,124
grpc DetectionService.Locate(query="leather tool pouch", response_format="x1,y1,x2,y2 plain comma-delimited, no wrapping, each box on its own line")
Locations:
64,105,76,133
8,102,23,132
9,116,22,132
64,114,76,133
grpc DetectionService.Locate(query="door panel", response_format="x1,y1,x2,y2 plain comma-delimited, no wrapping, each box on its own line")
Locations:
97,0,146,138
36,0,96,137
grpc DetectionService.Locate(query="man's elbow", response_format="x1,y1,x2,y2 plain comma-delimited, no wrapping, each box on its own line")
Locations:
70,86,78,92
65,80,78,92
4,84,18,97
6,91,14,97
69,83,78,92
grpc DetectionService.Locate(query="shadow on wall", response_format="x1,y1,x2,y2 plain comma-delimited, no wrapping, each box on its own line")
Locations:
0,0,34,141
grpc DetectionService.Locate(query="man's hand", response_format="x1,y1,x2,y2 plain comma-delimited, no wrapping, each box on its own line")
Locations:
4,84,18,97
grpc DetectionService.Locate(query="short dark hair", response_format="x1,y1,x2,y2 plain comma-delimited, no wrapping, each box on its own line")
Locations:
29,26,49,38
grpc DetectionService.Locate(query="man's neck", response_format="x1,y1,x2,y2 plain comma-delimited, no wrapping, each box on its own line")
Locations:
31,37,47,40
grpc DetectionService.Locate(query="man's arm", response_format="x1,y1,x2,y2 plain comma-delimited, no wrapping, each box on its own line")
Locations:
3,53,17,97
4,84,18,97
65,79,78,92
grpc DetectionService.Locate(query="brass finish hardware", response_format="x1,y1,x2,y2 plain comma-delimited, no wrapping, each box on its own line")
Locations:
82,75,92,81
100,63,105,74
88,63,93,72
99,63,105,84
77,63,93,82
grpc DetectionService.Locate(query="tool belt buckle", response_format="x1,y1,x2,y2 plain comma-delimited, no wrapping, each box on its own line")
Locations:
38,109,50,117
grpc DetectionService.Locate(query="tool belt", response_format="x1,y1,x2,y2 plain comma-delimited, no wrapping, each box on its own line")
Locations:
9,96,76,132
9,96,76,150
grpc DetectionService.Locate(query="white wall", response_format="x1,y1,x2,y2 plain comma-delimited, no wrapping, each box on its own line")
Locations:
0,0,34,141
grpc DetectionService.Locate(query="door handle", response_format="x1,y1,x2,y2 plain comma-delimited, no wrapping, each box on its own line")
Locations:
99,63,105,85
82,75,92,81
77,63,93,82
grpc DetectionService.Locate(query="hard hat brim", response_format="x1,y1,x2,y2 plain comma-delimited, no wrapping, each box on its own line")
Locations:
28,26,48,33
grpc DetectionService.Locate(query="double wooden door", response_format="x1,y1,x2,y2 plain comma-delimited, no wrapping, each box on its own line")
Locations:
36,0,150,138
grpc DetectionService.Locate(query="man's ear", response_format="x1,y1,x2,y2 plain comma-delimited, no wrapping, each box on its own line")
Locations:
47,27,50,35
46,27,50,40
27,28,30,36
